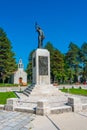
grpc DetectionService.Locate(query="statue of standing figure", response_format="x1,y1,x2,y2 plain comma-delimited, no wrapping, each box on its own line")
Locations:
35,23,45,48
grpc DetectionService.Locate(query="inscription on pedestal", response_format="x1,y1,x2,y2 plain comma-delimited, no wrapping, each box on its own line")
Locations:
39,56,48,75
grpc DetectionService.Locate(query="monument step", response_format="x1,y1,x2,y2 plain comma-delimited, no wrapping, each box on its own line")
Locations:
14,103,72,115
14,107,36,114
23,84,61,97
27,88,33,91
24,89,31,94
28,86,58,92
23,91,30,97
50,105,72,114
29,89,61,96
28,84,35,88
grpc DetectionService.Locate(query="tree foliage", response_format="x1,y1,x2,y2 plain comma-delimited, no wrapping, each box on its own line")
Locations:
81,42,87,81
45,42,65,83
0,28,17,83
65,42,80,83
26,50,35,83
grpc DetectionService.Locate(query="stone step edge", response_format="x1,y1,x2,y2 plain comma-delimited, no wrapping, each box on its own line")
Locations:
50,105,72,114
14,107,36,114
14,105,72,114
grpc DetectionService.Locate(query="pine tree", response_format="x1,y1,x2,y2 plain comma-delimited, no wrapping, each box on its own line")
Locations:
45,42,65,83
26,50,35,83
65,42,80,83
81,42,87,82
0,28,17,83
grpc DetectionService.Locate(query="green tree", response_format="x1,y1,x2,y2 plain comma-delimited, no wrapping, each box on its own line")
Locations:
51,49,65,83
81,42,87,82
65,42,80,83
45,42,65,83
26,50,35,83
44,42,54,54
0,28,17,83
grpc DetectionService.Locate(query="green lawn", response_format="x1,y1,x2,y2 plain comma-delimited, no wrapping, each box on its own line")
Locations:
60,88,87,96
0,92,17,104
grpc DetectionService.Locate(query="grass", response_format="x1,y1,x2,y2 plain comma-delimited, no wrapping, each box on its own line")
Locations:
60,88,87,96
0,92,17,104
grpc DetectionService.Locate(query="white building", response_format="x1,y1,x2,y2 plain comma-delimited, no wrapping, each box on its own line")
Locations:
11,59,27,85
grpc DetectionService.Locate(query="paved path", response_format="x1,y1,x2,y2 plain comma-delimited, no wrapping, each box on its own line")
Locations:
32,115,57,130
0,110,34,130
49,112,87,130
0,110,87,130
32,112,87,130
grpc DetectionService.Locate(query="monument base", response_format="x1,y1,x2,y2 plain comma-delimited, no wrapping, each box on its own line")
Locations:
29,84,59,96
32,49,50,85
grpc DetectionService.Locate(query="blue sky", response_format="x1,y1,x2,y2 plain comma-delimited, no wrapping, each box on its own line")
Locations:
0,0,87,69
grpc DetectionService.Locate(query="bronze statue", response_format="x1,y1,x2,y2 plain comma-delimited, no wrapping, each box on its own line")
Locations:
35,23,45,48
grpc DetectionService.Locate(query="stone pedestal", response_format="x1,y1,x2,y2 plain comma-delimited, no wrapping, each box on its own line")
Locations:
36,100,50,115
32,49,50,85
68,97,82,112
5,98,18,111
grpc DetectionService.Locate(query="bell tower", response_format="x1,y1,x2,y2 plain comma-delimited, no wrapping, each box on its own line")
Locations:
18,59,24,71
